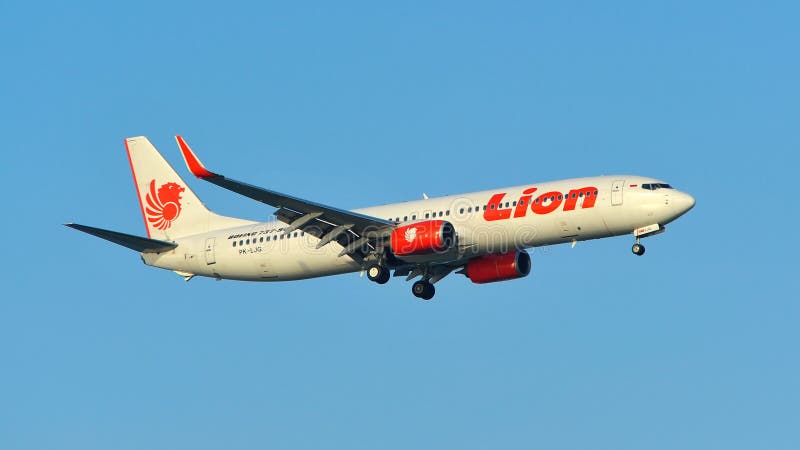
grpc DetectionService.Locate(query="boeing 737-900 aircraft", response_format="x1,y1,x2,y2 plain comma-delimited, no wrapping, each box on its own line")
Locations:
67,136,695,300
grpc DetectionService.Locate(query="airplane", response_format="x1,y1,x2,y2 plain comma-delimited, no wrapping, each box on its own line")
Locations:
66,136,695,300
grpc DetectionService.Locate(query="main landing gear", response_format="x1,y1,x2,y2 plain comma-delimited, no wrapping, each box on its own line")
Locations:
366,264,390,284
632,242,645,256
412,280,435,300
366,263,436,300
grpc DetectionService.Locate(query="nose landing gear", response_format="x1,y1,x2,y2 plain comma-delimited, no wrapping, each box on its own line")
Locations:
631,223,664,256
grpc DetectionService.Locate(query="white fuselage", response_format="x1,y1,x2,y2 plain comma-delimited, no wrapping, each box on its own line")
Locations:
143,175,695,281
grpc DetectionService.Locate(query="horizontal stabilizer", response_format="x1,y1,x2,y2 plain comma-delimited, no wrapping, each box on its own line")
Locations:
65,223,178,253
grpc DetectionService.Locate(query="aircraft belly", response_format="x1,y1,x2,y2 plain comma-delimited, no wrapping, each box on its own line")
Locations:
268,245,360,281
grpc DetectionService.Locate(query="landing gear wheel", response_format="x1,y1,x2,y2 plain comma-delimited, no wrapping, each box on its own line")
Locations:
366,264,390,284
632,243,645,256
412,280,435,300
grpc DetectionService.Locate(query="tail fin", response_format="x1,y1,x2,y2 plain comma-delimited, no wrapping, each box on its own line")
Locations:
125,136,254,239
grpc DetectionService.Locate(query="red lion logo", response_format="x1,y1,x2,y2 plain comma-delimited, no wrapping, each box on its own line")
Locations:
145,180,185,230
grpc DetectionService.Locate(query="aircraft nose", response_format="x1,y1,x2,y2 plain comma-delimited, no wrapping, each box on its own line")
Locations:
674,191,696,214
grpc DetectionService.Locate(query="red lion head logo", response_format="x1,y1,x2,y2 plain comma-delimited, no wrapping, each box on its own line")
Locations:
145,180,185,230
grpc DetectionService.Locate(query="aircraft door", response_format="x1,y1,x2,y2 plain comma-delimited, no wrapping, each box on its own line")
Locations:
204,238,216,265
611,180,624,206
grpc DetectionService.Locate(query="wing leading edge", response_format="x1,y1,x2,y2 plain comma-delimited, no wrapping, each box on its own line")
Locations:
175,136,395,260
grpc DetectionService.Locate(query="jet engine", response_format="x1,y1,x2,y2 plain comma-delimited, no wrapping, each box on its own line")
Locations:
465,250,531,284
390,220,455,256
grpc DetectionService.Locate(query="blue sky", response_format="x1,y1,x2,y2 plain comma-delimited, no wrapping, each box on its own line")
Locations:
1,1,798,449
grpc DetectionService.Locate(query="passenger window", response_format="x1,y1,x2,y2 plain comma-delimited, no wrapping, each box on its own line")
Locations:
412,215,416,220
468,207,472,212
490,204,495,210
403,216,408,221
233,241,237,247
513,201,517,206
459,208,464,214
425,213,430,219
446,210,450,216
239,240,243,246
558,195,562,200
260,237,264,243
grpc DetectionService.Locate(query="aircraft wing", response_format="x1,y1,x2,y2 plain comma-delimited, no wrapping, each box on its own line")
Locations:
176,136,395,259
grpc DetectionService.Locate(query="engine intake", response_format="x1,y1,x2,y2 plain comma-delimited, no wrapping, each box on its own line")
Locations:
465,250,531,284
390,220,455,256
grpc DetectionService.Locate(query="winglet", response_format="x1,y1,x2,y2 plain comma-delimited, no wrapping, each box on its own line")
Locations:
176,135,216,179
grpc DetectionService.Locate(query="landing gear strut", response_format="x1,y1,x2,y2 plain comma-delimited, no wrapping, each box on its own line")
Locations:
412,280,435,300
631,224,664,256
366,264,390,284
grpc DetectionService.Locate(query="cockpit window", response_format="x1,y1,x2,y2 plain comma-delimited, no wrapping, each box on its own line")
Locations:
642,183,673,190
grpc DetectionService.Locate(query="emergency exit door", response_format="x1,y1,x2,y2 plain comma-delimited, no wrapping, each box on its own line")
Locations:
204,238,216,265
611,180,624,206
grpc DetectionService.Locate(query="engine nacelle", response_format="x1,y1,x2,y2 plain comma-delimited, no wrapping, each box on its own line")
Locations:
465,250,531,284
390,220,456,256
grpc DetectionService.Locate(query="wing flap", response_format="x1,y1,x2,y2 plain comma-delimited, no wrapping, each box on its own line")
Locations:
274,207,369,260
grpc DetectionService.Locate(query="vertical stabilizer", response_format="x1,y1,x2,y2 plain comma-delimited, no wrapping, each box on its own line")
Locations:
125,136,254,239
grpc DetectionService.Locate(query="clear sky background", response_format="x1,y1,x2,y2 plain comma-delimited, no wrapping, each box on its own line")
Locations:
1,1,798,449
